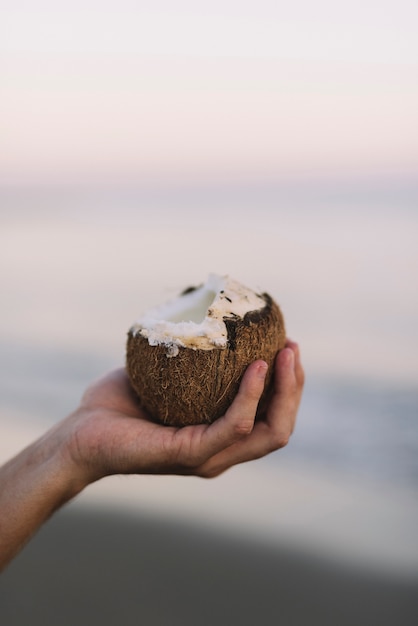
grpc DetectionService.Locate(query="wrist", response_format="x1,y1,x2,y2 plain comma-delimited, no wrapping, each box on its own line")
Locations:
0,422,88,570
29,420,91,504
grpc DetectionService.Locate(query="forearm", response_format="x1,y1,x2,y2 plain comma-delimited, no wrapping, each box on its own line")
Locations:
0,427,85,571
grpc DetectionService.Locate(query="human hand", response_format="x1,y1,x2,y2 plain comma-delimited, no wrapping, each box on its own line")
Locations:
62,339,304,486
0,340,303,570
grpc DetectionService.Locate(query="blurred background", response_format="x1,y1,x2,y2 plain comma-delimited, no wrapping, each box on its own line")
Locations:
1,1,418,624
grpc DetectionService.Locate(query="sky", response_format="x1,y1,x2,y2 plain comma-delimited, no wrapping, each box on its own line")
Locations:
1,0,418,186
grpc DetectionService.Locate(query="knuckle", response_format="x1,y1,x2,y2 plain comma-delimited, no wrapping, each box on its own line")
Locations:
171,435,204,469
272,431,290,450
233,419,254,437
200,468,222,479
239,381,263,404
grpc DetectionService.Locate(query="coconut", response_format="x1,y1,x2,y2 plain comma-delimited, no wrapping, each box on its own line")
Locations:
126,274,285,427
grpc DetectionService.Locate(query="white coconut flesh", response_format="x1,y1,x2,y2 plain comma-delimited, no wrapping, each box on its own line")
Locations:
130,274,267,356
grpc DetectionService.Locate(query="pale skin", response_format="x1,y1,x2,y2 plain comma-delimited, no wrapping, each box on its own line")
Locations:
0,340,304,572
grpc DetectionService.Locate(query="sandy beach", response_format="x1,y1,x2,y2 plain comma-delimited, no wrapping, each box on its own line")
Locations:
1,504,417,626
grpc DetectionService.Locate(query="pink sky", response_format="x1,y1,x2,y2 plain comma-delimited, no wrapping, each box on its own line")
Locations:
1,1,418,185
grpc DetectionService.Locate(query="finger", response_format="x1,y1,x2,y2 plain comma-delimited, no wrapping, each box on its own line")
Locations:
196,348,301,476
285,339,305,388
266,347,299,436
221,360,268,433
176,360,268,466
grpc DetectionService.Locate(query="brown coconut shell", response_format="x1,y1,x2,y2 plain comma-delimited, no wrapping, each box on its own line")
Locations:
126,293,286,427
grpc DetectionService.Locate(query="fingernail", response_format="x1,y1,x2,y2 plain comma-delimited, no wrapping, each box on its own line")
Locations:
282,348,294,365
257,362,268,378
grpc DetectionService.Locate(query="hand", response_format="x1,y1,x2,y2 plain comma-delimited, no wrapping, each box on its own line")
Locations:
0,339,303,571
62,339,304,485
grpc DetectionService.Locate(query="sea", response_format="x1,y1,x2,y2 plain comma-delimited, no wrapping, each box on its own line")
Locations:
1,182,418,574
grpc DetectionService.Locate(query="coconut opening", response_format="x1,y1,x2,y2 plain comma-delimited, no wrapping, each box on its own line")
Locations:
130,274,267,353
143,274,225,325
165,289,217,324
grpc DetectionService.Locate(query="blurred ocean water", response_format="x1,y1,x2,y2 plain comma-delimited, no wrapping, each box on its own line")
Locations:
279,375,418,490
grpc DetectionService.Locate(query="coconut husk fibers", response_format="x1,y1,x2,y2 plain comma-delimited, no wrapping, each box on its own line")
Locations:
126,293,286,427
